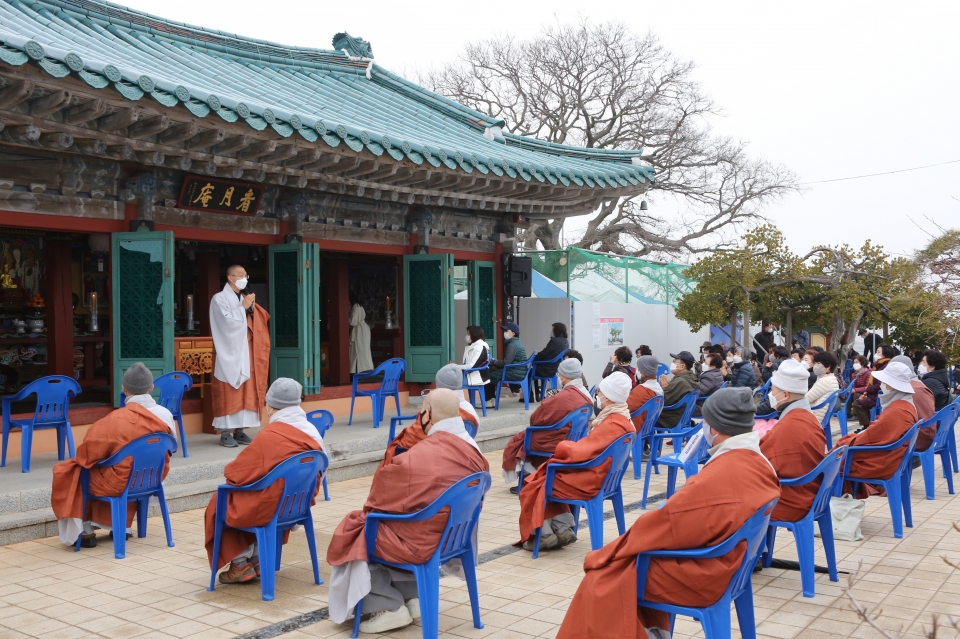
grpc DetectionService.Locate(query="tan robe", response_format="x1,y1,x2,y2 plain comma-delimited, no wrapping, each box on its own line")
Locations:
51,403,173,528
211,304,270,421
911,381,937,452
380,407,478,470
834,399,918,498
627,384,659,432
204,421,322,570
501,385,592,473
517,412,634,544
556,447,781,639
759,407,827,521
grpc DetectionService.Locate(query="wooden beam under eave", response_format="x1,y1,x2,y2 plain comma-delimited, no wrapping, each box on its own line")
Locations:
283,148,321,168
301,154,341,171
376,167,415,185
63,99,106,126
29,90,71,118
98,108,141,133
324,156,361,176
337,159,379,178
212,134,251,155
185,128,226,151
128,114,171,140
237,138,276,160
0,80,35,109
159,121,199,145
362,164,399,181
259,140,298,164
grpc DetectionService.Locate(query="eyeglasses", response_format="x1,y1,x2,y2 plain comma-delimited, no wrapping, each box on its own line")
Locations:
420,389,432,397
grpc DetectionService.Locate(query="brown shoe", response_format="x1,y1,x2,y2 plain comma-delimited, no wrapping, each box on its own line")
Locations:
219,561,258,584
249,555,260,577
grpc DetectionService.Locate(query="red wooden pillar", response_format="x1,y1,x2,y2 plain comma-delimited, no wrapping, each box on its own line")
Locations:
329,259,351,386
44,240,74,377
196,251,220,336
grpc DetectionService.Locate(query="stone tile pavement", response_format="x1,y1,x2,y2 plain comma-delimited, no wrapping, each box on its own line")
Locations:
0,448,959,639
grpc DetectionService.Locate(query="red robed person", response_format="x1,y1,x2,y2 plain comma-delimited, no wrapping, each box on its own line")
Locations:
627,355,665,432
556,387,781,639
517,372,635,553
52,363,176,548
758,359,827,521
326,389,489,635
379,364,479,470
209,264,270,448
833,362,919,498
501,355,592,489
204,378,326,584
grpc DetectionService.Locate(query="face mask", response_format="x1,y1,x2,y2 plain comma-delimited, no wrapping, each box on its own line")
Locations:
418,410,430,433
804,361,813,370
703,424,716,448
465,335,471,344
235,277,248,290
766,327,774,333
733,356,742,364
593,394,603,416
813,364,826,377
670,363,679,373
769,390,781,409
503,331,511,340
853,363,862,371
917,364,928,376
726,356,734,363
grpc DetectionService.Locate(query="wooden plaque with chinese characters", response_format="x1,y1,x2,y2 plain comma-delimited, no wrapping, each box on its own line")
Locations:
177,175,264,216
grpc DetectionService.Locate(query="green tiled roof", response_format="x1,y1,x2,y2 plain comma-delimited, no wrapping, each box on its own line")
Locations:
0,0,655,191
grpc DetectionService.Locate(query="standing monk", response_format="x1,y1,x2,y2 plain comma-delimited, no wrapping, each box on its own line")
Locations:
52,364,176,548
501,357,592,490
327,389,489,634
210,264,270,448
556,388,781,639
517,372,635,553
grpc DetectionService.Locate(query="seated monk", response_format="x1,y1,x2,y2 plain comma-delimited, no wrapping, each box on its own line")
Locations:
758,360,827,522
891,355,936,451
556,387,781,639
52,363,176,548
326,389,489,634
204,378,325,585
517,372,635,553
627,355,664,433
501,357,592,490
834,362,919,498
380,364,479,469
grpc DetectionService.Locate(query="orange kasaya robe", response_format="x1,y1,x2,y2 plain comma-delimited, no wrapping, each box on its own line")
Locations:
51,403,174,528
380,407,477,470
911,381,937,452
327,431,489,567
759,406,827,521
834,399,918,498
501,385,593,473
556,448,781,639
517,412,634,544
203,421,322,570
211,304,271,419
627,384,658,432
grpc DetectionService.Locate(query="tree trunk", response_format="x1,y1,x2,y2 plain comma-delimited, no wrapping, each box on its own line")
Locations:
729,307,739,349
742,293,753,359
838,311,864,369
785,309,794,348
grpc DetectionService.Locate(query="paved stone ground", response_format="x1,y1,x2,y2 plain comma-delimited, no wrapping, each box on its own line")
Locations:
0,447,958,639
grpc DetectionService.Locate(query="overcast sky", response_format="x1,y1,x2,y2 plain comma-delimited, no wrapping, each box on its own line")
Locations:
119,0,960,259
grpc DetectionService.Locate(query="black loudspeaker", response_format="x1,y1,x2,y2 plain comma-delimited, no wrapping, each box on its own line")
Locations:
506,255,532,297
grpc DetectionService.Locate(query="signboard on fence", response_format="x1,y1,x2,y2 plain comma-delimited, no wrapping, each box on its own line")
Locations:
601,317,624,346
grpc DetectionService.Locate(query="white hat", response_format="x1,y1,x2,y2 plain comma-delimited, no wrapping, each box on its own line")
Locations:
598,371,632,404
771,359,810,394
873,362,916,394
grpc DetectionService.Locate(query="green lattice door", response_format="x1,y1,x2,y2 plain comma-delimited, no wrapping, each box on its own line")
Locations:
111,230,175,407
403,253,455,382
268,242,320,392
468,261,497,359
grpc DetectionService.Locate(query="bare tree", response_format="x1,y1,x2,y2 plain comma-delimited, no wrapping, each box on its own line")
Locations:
424,20,799,257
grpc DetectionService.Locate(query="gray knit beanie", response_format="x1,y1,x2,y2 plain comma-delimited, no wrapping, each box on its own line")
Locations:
701,387,756,436
558,358,582,380
435,363,463,391
636,355,659,377
122,362,153,396
890,355,919,381
265,377,302,409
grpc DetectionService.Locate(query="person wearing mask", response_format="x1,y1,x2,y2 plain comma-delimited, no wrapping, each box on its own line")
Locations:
751,354,765,387
849,355,872,417
517,373,635,553
502,358,593,492
805,352,840,422
762,346,790,383
793,328,811,351
555,387,780,639
603,346,638,388
852,344,895,428
859,329,882,365
728,349,756,389
918,349,952,412
533,322,570,400
834,362,918,498
754,322,776,355
656,351,701,429
485,323,527,403
888,355,936,452
759,359,827,522
800,350,819,390
699,354,726,397
461,325,490,390
636,345,653,359
627,356,664,434
349,291,374,375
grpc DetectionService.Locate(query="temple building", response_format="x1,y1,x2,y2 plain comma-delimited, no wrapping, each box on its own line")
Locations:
0,0,653,441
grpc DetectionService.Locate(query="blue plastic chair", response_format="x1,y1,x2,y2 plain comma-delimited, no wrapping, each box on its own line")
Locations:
811,390,840,448
530,432,634,558
495,351,537,411
835,423,920,538
636,499,779,639
2,375,81,473
349,358,406,429
656,362,671,379
152,372,193,458
306,409,335,501
909,403,958,500
351,472,492,639
761,447,847,597
388,414,418,441
842,358,854,383
655,390,700,451
754,379,771,403
870,390,883,421
835,379,856,438
516,405,592,494
630,395,664,480
209,450,329,601
462,360,490,417
75,432,178,559
643,422,709,509
531,348,569,401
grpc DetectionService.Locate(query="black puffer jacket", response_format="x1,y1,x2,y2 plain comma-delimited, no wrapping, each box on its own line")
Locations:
921,368,952,411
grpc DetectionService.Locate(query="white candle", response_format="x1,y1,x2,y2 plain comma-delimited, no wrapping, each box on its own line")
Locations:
186,294,194,314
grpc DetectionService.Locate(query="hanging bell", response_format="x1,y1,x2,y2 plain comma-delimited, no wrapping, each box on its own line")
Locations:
639,199,648,211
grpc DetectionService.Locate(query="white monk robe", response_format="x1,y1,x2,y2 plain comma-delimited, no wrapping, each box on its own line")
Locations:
210,283,260,431
349,304,374,374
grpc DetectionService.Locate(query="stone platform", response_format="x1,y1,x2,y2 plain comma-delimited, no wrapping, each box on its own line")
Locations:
0,400,534,546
